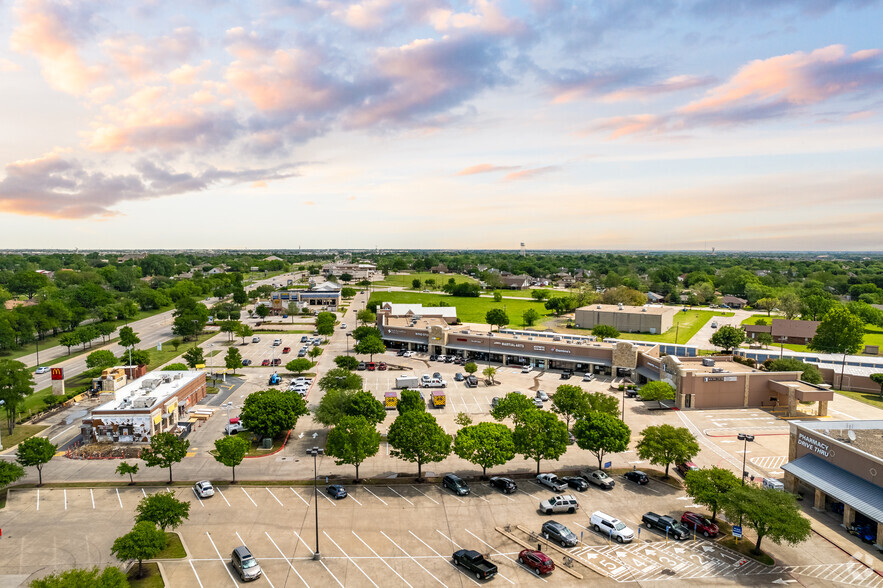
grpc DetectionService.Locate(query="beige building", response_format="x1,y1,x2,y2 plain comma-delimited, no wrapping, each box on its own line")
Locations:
574,304,677,334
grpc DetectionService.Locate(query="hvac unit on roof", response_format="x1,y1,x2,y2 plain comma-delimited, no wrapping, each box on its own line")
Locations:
618,303,624,310
597,305,602,309
642,307,647,312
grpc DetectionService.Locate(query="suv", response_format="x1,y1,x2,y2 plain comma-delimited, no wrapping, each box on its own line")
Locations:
536,473,567,492
539,494,579,514
541,520,578,547
273,339,282,346
582,373,595,382
582,469,615,489
676,461,700,477
231,546,262,581
465,375,478,388
590,511,634,543
443,473,470,496
489,477,517,494
681,511,719,537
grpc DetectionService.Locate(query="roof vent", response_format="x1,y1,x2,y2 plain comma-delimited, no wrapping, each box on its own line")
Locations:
618,303,623,310
597,305,602,309
642,307,647,312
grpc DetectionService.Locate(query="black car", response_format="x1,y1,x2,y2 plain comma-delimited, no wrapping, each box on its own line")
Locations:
560,372,572,380
624,470,650,485
541,520,578,547
561,476,589,491
625,390,640,398
397,349,406,356
433,372,442,380
444,356,454,363
454,373,464,381
429,354,438,361
301,336,309,342
326,485,347,499
489,477,517,494
241,359,252,366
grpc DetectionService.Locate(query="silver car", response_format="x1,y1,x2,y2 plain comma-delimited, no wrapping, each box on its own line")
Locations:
536,473,567,492
194,480,214,498
539,494,579,515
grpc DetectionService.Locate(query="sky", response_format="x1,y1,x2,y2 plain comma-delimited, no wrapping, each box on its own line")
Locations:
1,0,882,251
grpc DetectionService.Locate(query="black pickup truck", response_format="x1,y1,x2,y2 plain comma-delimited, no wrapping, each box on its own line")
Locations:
641,512,690,540
452,549,498,580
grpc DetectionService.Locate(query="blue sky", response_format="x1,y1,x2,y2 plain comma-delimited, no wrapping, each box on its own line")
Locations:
1,0,881,250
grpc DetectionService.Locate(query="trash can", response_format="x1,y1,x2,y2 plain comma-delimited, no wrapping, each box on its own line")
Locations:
262,437,273,449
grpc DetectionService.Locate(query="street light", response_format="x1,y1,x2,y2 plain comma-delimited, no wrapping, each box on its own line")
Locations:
0,399,5,446
306,447,324,560
737,433,755,485
345,333,351,356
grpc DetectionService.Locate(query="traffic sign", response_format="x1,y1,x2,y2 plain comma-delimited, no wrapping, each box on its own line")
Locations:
733,525,742,538
604,461,612,469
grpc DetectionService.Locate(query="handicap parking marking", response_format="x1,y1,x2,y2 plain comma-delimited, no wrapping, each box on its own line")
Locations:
266,531,312,588
323,531,379,588
381,530,449,588
204,531,239,586
408,530,480,586
352,531,414,588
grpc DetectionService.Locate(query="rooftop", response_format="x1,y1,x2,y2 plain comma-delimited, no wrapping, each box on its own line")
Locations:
683,358,760,374
794,420,883,463
386,317,450,329
95,371,202,412
576,303,675,316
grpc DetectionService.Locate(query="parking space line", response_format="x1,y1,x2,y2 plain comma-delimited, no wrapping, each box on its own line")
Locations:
387,486,414,506
36,488,39,510
291,530,314,556
408,530,480,586
319,560,344,588
193,488,204,507
216,487,231,506
142,488,147,498
64,489,67,510
347,493,363,506
116,488,123,509
316,489,337,506
188,560,205,588
235,532,275,588
266,487,284,506
381,531,448,588
363,487,388,506
90,489,95,509
483,485,516,502
204,532,238,586
410,485,439,504
290,487,310,506
266,531,311,588
323,531,378,588
241,487,257,507
461,530,517,585
353,531,413,588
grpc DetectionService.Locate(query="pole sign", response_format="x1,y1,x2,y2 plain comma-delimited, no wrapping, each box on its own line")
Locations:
50,367,64,381
732,525,742,538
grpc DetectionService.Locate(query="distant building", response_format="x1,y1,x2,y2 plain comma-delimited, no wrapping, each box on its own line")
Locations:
646,292,665,303
429,263,449,274
321,262,376,279
500,274,531,290
574,304,677,334
378,302,458,324
263,255,283,262
270,282,341,313
721,295,748,308
744,319,821,345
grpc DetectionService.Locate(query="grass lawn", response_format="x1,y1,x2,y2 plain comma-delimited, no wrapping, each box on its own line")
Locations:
234,430,288,456
835,389,883,411
558,310,730,344
156,532,187,559
374,272,479,288
147,331,216,371
719,537,775,565
369,291,550,327
127,562,164,588
740,314,786,325
0,424,47,450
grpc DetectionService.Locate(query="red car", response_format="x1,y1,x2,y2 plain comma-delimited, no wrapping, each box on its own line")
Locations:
261,359,270,366
377,362,388,371
675,461,700,477
518,549,554,575
271,358,281,366
367,362,376,371
681,511,719,537
282,347,291,354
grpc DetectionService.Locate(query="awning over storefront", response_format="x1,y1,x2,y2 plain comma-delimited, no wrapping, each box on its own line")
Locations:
782,454,883,522
637,367,660,381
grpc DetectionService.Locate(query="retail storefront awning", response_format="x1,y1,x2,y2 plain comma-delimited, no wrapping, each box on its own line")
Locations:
782,454,883,523
637,367,660,381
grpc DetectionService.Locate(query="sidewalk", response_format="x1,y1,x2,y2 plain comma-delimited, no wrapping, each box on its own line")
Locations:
802,502,883,575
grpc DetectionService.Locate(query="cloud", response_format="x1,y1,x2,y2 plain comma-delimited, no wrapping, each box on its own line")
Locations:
456,163,521,176
86,110,243,152
102,27,202,81
427,0,527,36
0,152,299,219
547,65,654,104
168,61,211,85
589,114,673,139
503,166,560,181
0,59,21,73
603,75,716,102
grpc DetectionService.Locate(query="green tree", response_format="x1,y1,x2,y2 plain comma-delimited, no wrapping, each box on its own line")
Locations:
341,287,357,299
464,362,478,375
111,521,167,579
0,460,25,488
766,358,823,384
755,332,774,348
171,297,210,340
169,338,182,351
721,485,812,554
522,308,540,327
801,293,835,321
352,325,381,341
286,358,315,374
412,278,422,289
86,349,117,371
356,309,376,324
388,411,452,480
255,304,271,319
585,391,620,416
118,348,150,366
182,346,205,369
683,466,740,523
871,374,883,397
213,435,250,483
233,288,248,305
709,325,745,353
491,391,537,424
334,355,360,370
482,365,497,384
453,422,515,477
755,297,779,316
0,359,34,434
219,320,240,342
165,363,188,371
397,388,426,415
29,566,129,588
778,292,802,319
118,326,140,351
235,323,253,344
316,311,336,336
318,368,363,392
639,381,676,408
455,412,473,427
339,273,353,282
140,432,189,484
514,410,569,474
354,335,385,361
493,291,503,302
225,346,242,374
314,388,355,427
326,415,381,481
809,306,866,385
344,390,386,426
58,332,80,355
573,412,630,470
241,389,308,439
636,424,700,477
115,461,138,485
308,346,322,359
531,289,551,301
485,308,509,331
16,436,57,486
550,385,589,430
591,324,621,339
135,491,191,531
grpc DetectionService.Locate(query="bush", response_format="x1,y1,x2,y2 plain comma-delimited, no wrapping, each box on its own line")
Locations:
733,355,757,368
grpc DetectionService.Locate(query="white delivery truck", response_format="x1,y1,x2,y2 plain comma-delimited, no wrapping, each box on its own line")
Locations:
395,375,419,389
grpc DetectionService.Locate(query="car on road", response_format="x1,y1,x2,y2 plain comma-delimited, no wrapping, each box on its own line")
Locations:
194,480,214,498
489,477,517,494
35,366,50,374
561,476,589,491
536,473,567,492
535,390,548,401
624,470,650,485
282,346,291,354
590,511,634,543
261,359,270,366
681,511,719,537
443,473,470,496
521,365,532,373
642,512,690,540
711,321,718,328
539,494,579,514
225,422,245,435
582,469,615,490
241,359,252,366
518,549,555,575
541,520,578,547
326,485,347,499
675,461,700,477
231,545,262,582
454,373,464,381
452,550,497,580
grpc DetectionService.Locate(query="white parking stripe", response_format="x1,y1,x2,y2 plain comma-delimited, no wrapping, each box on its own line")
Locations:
410,485,439,504
461,529,517,584
204,532,238,586
316,489,337,506
290,487,310,506
266,487,284,506
90,489,95,510
193,488,204,507
188,560,205,588
266,531,311,588
324,531,379,587
381,531,448,588
319,560,344,588
292,530,314,555
347,493,363,506
216,487,231,506
142,488,147,498
387,486,414,505
36,488,39,510
116,488,123,509
408,531,480,586
353,531,413,588
241,487,257,507
64,489,67,510
364,487,388,505
236,532,275,588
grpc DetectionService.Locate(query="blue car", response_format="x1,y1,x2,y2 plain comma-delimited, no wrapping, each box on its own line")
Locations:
327,485,347,499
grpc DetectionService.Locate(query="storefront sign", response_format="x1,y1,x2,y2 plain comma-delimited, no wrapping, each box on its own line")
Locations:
499,342,524,348
551,347,571,354
797,433,830,458
703,376,738,382
534,346,545,351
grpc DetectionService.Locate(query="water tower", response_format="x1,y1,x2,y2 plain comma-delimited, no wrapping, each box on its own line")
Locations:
520,242,526,256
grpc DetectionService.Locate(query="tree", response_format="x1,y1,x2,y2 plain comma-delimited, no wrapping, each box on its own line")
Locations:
344,391,386,426
170,338,182,351
235,323,254,345
339,273,353,282
513,410,569,474
412,278,422,289
871,373,883,397
116,461,139,485
136,491,191,531
172,297,210,340
233,288,248,305
219,320,240,342
684,466,740,522
119,326,140,351
29,566,129,588
111,521,167,579
709,325,745,353
86,349,116,371
314,388,355,427
482,366,497,384
16,436,57,486
491,391,537,424
58,332,80,355
341,287,357,299
585,391,620,416
721,485,812,555
453,422,515,477
356,309,376,324
755,332,774,348
485,308,509,331
308,346,322,359
755,297,779,316
809,306,866,386
318,368,363,392
0,359,34,434
240,389,308,439
326,415,381,481
334,355,359,370
636,424,700,477
398,388,426,415
182,346,204,369
354,335,385,361
493,291,503,302
455,412,473,427
316,311,336,336
387,411,452,480
531,289,551,301
522,308,540,327
0,460,25,488
639,381,676,408
778,292,802,319
352,325,381,341
223,346,242,374
766,358,823,384
550,385,589,430
140,432,189,484
591,324,621,339
214,435,250,483
573,412,631,470
286,358,314,374
255,304,271,319
118,348,150,366
464,362,478,375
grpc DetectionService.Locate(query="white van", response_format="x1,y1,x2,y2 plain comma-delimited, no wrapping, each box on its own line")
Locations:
763,478,784,491
590,511,634,543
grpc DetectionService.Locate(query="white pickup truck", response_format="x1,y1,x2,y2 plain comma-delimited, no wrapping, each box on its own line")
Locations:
421,378,447,388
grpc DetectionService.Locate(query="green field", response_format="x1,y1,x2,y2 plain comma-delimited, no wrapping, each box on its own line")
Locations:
374,272,479,288
0,424,47,450
754,325,882,355
836,389,883,411
740,314,786,326
369,291,549,327
606,310,733,344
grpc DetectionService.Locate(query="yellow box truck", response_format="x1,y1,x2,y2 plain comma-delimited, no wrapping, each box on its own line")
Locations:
431,390,446,408
384,391,398,410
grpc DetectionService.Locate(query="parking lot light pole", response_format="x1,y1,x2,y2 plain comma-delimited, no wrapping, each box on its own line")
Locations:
306,447,324,560
737,433,755,485
346,333,351,356
0,399,4,445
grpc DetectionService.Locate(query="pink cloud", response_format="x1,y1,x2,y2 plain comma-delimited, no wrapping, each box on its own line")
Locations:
603,75,715,102
589,114,671,139
503,166,560,181
102,28,201,81
456,163,520,176
0,59,21,73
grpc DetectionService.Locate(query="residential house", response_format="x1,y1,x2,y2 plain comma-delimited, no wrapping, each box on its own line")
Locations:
721,295,748,308
744,319,821,345
500,274,532,290
429,263,449,274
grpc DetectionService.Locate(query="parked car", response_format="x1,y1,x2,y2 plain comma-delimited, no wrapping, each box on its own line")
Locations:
590,511,634,543
539,494,579,514
541,520,578,547
536,473,567,492
282,346,291,354
340,323,347,329
261,359,270,366
433,372,442,379
402,351,414,358
518,549,555,575
225,422,245,435
567,432,576,445
357,362,366,370
561,476,589,491
582,469,615,489
300,335,309,342
273,339,282,346
465,375,478,387
326,485,347,499
429,354,438,361
367,362,376,371
194,480,214,498
582,373,595,382
443,473,470,496
681,511,719,537
533,397,544,408
625,389,640,398
454,373,464,381
252,336,261,343
35,366,50,374
297,350,307,357
522,365,532,373
624,470,650,485
491,397,500,409
676,461,700,477
271,358,281,366
231,545,262,582
377,362,388,371
241,359,252,366
535,390,548,401
642,512,690,539
452,550,497,580
489,477,517,494
560,372,571,380
444,356,454,363
397,349,406,356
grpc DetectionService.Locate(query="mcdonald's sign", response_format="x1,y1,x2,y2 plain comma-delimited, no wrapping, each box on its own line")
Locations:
51,368,64,381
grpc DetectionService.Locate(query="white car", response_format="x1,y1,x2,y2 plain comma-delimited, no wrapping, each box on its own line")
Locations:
402,351,414,358
35,366,50,374
194,480,214,498
536,473,567,492
340,323,347,329
583,373,595,382
535,390,549,402
521,365,532,373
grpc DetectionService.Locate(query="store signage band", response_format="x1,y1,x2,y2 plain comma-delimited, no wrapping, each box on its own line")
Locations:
797,432,830,458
